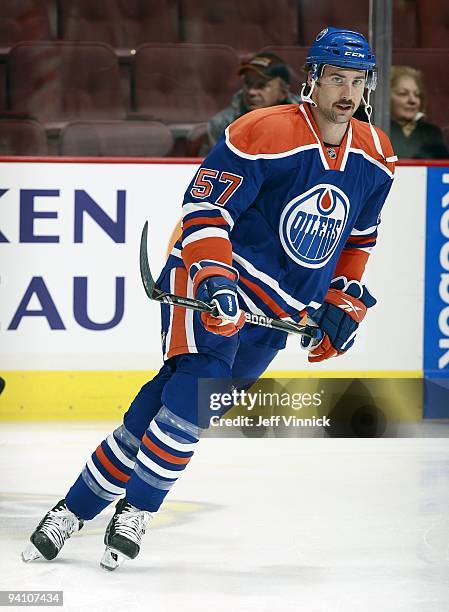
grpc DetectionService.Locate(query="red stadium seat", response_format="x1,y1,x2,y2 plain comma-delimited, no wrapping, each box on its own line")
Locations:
0,118,48,155
417,0,449,47
392,49,449,128
262,46,308,96
59,120,174,156
60,0,179,54
134,44,240,126
180,0,298,53
299,0,416,48
0,0,52,52
8,42,125,125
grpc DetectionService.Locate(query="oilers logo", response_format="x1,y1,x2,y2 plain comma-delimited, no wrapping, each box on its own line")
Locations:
279,184,350,269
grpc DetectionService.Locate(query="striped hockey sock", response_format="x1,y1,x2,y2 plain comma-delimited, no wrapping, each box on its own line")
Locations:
125,406,201,512
65,425,140,520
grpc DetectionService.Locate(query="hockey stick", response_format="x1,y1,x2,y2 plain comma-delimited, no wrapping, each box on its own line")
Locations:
140,221,321,340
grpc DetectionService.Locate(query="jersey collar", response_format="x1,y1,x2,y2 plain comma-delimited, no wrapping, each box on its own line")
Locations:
300,103,352,172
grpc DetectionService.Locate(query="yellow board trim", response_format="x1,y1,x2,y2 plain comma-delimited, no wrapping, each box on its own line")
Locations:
264,370,422,379
0,370,422,421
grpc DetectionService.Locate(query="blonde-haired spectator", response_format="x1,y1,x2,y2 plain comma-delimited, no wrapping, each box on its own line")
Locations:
390,65,448,159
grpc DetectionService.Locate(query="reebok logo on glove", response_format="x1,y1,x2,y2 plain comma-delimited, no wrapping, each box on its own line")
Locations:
300,276,376,362
336,296,364,320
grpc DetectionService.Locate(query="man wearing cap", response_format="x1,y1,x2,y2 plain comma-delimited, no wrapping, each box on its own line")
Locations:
207,51,301,150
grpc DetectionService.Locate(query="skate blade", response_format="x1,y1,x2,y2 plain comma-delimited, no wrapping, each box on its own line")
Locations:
21,542,43,563
100,547,129,572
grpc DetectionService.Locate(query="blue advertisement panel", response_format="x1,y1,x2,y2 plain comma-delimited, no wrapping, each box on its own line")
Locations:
423,166,449,417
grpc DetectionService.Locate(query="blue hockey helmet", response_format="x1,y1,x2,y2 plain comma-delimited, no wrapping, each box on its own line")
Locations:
306,27,377,90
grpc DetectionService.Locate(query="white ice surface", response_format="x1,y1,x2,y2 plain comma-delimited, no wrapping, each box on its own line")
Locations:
1,423,449,612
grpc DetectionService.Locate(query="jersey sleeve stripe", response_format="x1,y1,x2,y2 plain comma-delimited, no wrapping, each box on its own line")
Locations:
183,202,235,229
346,235,377,246
183,208,225,223
350,225,378,236
181,227,229,247
182,237,233,272
182,222,230,244
182,216,229,231
346,241,377,249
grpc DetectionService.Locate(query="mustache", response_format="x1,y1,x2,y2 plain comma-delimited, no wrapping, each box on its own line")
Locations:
333,100,355,107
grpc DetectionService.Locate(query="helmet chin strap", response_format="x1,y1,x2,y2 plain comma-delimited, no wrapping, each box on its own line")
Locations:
300,79,317,106
362,88,397,162
362,87,373,123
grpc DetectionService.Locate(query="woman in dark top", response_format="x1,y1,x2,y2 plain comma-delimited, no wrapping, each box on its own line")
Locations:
390,65,449,159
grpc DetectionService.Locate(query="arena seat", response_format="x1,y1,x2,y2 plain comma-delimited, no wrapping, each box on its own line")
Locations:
299,0,417,48
392,49,449,128
180,0,298,53
0,118,48,155
134,44,240,127
261,46,308,96
0,0,52,52
59,120,174,156
60,0,179,54
417,0,449,47
8,42,125,125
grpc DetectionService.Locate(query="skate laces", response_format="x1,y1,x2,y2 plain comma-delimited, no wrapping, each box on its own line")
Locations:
40,504,79,550
113,503,152,545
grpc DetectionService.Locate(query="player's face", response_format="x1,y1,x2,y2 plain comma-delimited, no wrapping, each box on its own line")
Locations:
390,75,421,123
242,72,288,111
311,65,366,124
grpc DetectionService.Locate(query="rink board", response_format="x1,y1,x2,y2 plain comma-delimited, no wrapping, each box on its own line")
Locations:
0,369,421,421
0,158,446,419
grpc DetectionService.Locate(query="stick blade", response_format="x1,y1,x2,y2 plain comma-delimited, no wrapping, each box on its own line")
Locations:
139,221,156,299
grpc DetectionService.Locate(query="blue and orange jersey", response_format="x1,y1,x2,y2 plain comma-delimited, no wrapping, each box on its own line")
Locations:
162,102,396,322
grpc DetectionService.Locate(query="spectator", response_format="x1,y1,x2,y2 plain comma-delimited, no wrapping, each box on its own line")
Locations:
206,51,301,150
390,65,449,159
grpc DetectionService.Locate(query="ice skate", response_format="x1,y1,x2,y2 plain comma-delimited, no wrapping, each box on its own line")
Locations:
100,498,153,571
21,499,84,562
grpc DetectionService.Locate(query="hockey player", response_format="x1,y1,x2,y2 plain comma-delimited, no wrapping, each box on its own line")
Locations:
22,27,396,570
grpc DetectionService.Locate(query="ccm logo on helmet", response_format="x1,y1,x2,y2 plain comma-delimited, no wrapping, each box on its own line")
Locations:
344,51,365,58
